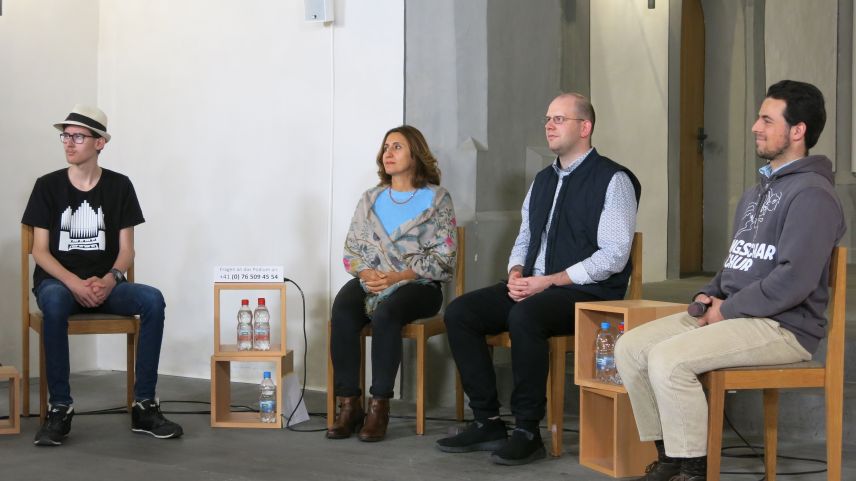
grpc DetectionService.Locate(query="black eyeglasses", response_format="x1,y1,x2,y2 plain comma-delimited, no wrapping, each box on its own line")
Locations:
544,116,586,125
60,133,97,144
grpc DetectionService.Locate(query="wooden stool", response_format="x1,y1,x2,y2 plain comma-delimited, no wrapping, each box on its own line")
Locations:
0,366,21,434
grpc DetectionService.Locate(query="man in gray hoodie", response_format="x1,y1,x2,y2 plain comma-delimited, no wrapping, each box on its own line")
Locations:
615,80,846,481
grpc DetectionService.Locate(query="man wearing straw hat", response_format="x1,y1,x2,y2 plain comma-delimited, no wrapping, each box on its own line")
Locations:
22,105,183,446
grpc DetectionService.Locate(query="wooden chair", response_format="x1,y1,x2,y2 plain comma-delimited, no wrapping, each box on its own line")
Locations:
21,224,139,420
700,246,846,481
454,232,643,457
327,226,466,435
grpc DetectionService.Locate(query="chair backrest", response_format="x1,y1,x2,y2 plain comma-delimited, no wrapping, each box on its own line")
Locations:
452,226,466,299
825,246,846,388
21,224,136,314
627,232,643,300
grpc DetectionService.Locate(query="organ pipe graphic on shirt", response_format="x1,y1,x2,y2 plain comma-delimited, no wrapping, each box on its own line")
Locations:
58,200,106,251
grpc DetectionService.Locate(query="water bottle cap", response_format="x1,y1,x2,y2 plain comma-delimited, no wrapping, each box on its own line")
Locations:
241,299,249,305
600,322,610,329
258,298,266,306
263,371,271,378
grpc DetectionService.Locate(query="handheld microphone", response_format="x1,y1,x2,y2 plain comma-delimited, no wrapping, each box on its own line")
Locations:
687,301,709,318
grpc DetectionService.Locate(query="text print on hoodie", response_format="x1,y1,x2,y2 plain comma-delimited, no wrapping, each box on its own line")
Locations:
699,155,846,354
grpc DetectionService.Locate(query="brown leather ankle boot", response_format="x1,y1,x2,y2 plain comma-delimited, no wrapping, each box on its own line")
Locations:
358,397,390,442
326,396,364,439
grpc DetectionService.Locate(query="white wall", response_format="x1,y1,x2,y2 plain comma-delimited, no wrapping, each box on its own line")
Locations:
2,0,403,390
590,1,670,282
0,0,101,375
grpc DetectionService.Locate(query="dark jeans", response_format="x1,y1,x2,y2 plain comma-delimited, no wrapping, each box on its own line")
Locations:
444,282,602,423
35,278,166,406
330,278,442,399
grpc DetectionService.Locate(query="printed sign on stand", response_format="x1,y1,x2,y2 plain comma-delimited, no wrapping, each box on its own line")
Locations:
214,266,284,283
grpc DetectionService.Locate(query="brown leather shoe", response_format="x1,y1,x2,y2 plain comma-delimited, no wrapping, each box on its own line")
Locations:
358,397,390,442
326,396,364,439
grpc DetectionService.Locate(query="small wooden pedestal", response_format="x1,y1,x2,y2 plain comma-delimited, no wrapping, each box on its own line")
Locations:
210,282,293,428
574,300,687,478
211,351,293,428
0,366,21,435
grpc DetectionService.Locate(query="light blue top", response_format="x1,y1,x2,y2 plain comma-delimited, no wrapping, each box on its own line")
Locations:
373,187,433,234
759,157,801,178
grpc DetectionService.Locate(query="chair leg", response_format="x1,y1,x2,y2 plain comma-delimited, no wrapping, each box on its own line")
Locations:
22,326,30,417
126,333,135,410
548,337,566,457
704,373,725,481
359,333,366,411
416,330,426,435
454,369,464,421
326,321,335,428
546,369,553,429
762,389,779,481
39,339,47,421
826,376,844,481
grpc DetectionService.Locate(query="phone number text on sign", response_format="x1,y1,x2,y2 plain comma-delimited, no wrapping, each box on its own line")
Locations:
214,266,284,283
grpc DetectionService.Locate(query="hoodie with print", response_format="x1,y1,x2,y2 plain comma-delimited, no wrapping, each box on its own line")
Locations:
698,155,846,353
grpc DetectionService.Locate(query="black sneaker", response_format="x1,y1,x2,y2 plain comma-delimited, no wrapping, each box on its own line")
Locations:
131,399,183,439
633,460,682,481
669,474,705,481
489,427,546,466
436,418,508,453
34,404,74,446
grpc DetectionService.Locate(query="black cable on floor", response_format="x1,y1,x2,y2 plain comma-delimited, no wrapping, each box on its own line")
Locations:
719,411,827,479
281,277,323,432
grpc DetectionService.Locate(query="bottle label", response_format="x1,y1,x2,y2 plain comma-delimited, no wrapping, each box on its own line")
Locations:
260,400,275,414
254,327,270,342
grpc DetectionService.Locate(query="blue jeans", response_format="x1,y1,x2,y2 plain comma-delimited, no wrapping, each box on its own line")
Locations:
35,278,166,406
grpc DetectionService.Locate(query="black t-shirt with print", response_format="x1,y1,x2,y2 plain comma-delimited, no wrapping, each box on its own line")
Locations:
21,168,145,289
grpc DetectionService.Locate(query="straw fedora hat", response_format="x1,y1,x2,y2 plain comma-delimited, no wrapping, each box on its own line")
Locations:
54,104,111,142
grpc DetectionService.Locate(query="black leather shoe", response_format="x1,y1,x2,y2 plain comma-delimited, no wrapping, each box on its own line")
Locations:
633,460,682,481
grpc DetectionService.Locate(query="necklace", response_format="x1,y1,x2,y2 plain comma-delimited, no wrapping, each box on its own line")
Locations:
388,187,417,205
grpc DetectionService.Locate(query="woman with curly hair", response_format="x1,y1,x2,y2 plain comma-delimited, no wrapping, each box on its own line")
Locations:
327,125,457,442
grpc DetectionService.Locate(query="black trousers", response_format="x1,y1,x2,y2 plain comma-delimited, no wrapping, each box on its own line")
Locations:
330,278,443,398
444,282,602,422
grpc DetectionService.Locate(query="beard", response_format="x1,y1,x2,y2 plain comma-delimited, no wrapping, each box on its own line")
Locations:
756,136,790,161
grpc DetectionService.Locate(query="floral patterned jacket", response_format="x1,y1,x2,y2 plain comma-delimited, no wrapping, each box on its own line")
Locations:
343,184,457,315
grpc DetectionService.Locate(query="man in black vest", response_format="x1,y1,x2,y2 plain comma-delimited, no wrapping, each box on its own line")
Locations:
437,93,641,465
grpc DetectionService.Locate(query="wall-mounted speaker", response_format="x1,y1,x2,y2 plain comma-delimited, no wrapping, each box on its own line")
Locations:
304,0,334,23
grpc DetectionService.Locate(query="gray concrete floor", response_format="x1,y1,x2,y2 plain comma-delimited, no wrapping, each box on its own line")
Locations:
1,371,854,480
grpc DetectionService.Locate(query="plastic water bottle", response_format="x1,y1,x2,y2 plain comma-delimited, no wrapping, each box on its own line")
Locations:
253,298,271,351
236,299,253,351
595,321,617,383
612,322,625,385
259,371,277,423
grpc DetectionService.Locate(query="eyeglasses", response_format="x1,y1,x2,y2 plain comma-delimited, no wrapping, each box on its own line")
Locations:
60,133,97,144
544,116,586,125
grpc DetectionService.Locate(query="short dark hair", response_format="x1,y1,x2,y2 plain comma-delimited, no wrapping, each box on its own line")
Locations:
765,80,826,150
375,125,441,187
